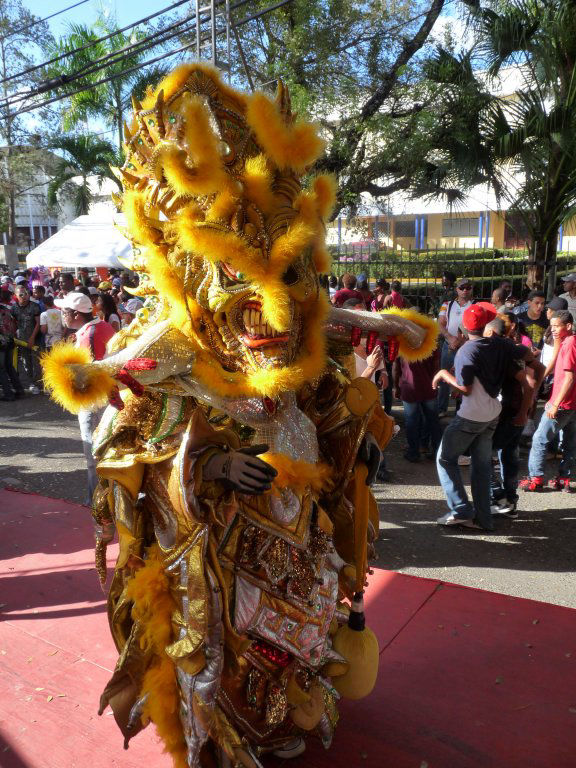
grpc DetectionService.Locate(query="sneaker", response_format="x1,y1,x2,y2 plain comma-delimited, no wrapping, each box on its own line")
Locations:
28,385,40,395
436,512,480,528
438,410,449,418
491,500,518,518
549,476,573,493
458,455,471,466
519,476,543,492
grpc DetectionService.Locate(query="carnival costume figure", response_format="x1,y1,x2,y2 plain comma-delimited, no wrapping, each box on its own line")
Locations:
42,64,437,768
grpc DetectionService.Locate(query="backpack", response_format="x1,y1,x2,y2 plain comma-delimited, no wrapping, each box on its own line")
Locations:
446,298,477,322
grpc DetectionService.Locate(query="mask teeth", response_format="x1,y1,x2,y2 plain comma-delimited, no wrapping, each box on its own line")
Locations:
242,308,283,339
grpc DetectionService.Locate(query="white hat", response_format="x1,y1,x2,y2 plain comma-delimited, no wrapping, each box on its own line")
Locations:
87,286,99,295
54,292,93,313
124,298,143,314
0,275,11,283
15,275,27,284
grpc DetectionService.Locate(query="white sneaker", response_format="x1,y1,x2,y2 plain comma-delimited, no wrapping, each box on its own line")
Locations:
458,455,471,466
436,512,479,528
28,385,40,395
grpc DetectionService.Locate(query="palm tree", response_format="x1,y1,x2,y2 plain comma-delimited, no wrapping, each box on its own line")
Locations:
427,0,576,287
47,134,120,216
45,14,150,152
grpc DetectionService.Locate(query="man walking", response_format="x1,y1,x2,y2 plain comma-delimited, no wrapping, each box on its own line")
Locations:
436,278,474,416
56,292,115,505
432,304,529,531
520,310,576,492
11,285,41,393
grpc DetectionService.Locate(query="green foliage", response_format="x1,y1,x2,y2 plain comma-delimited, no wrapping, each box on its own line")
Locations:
46,134,120,216
425,0,576,266
43,13,169,151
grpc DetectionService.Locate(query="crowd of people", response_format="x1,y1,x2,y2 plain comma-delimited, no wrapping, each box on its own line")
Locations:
0,265,143,401
329,269,576,532
2,263,576,532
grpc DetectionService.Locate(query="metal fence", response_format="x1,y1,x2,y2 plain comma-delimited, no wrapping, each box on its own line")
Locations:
329,245,576,314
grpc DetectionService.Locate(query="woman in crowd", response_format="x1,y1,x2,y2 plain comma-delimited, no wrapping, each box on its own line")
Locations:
95,292,121,332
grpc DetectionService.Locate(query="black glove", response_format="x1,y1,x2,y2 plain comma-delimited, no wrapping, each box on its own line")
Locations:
203,443,277,495
358,432,382,486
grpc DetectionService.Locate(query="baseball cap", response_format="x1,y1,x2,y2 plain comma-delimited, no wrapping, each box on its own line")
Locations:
87,286,99,295
561,273,576,282
456,278,473,288
475,301,498,321
0,275,11,283
462,304,494,331
111,277,122,287
54,292,93,313
548,296,568,310
14,275,27,284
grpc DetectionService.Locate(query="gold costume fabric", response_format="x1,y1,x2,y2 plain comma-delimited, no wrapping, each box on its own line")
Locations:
41,63,437,768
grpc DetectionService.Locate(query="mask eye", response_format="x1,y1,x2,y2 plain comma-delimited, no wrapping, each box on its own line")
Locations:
219,263,247,289
282,264,299,286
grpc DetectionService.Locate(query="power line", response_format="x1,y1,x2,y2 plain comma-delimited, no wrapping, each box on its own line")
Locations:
1,0,259,112
9,37,206,119
0,0,92,41
1,12,200,109
0,0,192,87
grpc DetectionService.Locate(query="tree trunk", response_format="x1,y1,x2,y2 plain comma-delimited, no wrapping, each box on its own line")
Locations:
527,232,558,291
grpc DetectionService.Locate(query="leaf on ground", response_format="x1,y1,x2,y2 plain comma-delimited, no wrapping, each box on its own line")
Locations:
46,695,53,702
532,619,540,625
34,687,44,691
495,676,504,685
48,650,58,656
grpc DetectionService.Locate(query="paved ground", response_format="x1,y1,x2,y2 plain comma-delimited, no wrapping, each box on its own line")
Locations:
1,394,575,608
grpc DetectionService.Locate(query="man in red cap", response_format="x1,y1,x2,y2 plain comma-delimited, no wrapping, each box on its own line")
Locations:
432,303,533,530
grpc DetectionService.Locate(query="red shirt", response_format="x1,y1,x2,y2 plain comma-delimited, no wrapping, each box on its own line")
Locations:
332,288,364,308
75,318,115,361
551,334,576,410
398,349,440,403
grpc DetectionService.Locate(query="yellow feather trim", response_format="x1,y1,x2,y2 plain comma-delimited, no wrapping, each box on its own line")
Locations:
126,547,188,768
246,91,325,172
312,174,337,221
378,307,438,362
141,62,247,113
41,343,116,414
261,453,333,496
241,154,275,215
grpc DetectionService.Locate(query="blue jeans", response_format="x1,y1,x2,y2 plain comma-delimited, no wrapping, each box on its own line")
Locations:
491,418,523,502
528,409,576,479
437,414,498,529
437,344,456,413
403,399,443,459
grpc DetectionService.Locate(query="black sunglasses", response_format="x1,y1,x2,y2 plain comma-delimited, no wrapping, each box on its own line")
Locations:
458,285,472,290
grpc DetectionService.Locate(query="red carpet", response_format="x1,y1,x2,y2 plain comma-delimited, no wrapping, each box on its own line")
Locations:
1,487,575,768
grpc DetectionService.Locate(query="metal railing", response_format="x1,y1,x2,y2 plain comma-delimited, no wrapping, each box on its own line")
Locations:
328,245,576,314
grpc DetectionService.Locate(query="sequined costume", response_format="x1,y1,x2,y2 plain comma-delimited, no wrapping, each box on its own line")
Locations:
42,64,437,768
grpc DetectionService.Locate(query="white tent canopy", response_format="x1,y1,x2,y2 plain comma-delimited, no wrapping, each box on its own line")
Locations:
26,212,132,269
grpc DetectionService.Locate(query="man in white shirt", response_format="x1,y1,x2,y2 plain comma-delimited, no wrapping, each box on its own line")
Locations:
437,278,474,415
559,273,576,316
39,296,64,349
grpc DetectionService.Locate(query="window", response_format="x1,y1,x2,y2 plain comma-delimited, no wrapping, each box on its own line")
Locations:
442,217,480,237
395,219,416,237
